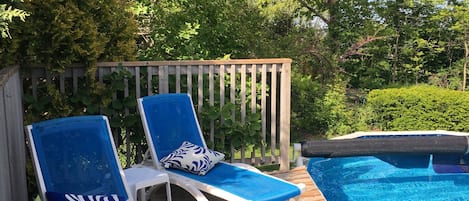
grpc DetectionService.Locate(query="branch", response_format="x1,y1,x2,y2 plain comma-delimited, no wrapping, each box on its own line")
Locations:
339,35,389,63
297,0,330,25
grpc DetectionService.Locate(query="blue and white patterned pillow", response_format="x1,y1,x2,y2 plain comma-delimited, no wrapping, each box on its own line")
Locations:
45,192,126,201
160,141,225,175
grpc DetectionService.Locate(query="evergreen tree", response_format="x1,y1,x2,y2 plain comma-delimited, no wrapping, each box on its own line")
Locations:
1,0,138,71
0,0,28,39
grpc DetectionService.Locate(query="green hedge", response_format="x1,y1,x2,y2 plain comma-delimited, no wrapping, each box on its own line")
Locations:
367,85,469,131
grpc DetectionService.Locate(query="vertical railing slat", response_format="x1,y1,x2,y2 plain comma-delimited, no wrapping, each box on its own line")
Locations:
219,65,225,109
250,64,257,164
110,67,119,147
124,67,131,168
72,68,78,94
229,64,236,162
261,64,267,163
135,67,141,98
176,65,181,93
270,64,278,163
209,65,215,146
59,74,65,93
198,65,203,113
99,68,104,83
240,64,247,163
187,65,192,96
158,66,168,94
240,64,247,120
147,67,153,96
279,62,291,171
219,64,225,154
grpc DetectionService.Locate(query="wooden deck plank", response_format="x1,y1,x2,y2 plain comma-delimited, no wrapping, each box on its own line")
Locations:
150,166,326,201
268,166,326,201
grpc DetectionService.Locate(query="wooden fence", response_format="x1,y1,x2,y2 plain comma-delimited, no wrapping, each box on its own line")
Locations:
24,58,292,171
0,65,28,201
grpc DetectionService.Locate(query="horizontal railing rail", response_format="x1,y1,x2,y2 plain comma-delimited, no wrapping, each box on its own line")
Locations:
23,58,292,171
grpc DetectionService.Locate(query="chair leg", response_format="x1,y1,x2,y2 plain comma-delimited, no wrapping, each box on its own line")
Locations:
165,182,172,201
173,182,209,201
137,188,146,201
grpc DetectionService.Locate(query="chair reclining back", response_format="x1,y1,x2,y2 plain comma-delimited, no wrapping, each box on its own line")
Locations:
27,115,130,200
138,93,206,161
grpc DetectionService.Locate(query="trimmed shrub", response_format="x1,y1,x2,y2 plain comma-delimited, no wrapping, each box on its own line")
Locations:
367,85,469,131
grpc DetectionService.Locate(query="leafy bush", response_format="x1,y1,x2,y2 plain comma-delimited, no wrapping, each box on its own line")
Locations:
367,85,469,131
199,103,262,160
291,72,358,139
1,0,137,71
290,72,327,138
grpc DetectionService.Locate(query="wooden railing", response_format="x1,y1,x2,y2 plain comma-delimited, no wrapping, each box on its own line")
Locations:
0,65,28,201
24,58,292,171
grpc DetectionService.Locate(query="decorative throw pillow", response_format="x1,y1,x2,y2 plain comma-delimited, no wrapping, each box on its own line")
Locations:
160,141,225,175
46,192,126,201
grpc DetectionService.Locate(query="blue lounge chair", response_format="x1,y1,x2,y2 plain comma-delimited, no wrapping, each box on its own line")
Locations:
138,93,304,201
26,115,171,201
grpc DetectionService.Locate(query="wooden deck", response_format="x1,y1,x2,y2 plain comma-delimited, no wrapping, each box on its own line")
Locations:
268,166,326,201
150,166,326,201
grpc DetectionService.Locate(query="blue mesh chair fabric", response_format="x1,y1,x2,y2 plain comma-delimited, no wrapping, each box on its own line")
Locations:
27,116,130,201
140,94,205,158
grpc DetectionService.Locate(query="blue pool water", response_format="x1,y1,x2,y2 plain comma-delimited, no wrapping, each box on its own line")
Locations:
308,155,469,201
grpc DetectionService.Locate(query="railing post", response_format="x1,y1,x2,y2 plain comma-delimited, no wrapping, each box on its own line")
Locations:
0,65,27,201
279,60,292,171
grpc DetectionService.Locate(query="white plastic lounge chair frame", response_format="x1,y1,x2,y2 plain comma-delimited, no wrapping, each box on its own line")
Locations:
26,115,172,201
138,93,304,201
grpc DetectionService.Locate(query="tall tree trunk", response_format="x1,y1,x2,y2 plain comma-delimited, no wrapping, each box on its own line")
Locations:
463,23,468,91
463,40,468,91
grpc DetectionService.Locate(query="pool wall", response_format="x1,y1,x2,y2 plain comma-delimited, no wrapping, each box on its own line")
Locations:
295,130,469,167
333,130,469,139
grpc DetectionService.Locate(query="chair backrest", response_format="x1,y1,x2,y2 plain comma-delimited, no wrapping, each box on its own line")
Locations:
138,93,206,164
26,115,132,201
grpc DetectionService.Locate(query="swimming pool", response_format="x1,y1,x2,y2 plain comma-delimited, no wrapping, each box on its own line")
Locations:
306,131,469,201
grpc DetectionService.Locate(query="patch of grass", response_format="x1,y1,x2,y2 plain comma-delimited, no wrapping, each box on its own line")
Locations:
256,162,297,172
256,164,280,172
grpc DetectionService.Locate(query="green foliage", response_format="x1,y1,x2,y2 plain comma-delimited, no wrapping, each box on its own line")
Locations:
196,72,266,159
428,67,463,90
290,71,327,137
138,0,268,60
23,67,147,164
295,0,469,90
199,103,262,159
0,1,28,68
291,71,359,138
0,0,137,71
322,80,357,137
367,85,469,131
0,1,28,39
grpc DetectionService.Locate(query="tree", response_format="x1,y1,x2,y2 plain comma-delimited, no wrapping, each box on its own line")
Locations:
138,0,268,60
448,2,469,91
0,0,28,39
2,0,137,71
0,0,28,68
0,0,139,124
